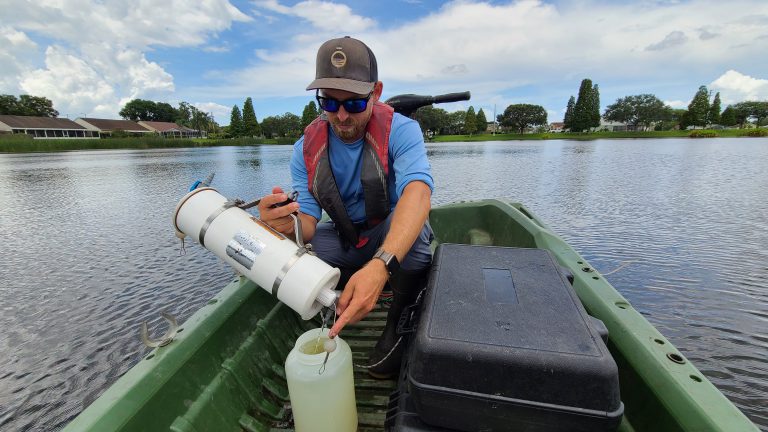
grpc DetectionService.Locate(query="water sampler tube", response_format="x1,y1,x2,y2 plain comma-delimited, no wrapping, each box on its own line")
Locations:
173,186,340,320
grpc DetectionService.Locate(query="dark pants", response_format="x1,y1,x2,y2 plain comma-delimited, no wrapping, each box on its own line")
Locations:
310,213,434,273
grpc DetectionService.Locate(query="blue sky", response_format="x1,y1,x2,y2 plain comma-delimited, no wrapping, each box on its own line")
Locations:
2,0,767,125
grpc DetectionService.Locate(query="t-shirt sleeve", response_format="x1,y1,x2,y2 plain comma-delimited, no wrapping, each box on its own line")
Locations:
290,136,322,220
390,114,434,197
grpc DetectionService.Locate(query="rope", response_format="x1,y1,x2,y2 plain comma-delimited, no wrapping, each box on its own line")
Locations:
355,337,403,369
354,287,427,369
602,260,636,276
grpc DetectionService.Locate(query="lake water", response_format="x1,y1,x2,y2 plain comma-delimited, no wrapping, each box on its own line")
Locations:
1,138,766,431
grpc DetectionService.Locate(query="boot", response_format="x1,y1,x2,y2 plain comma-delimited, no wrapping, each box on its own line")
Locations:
367,268,429,379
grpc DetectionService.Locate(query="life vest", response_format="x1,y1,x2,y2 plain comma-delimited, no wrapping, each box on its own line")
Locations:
303,102,394,248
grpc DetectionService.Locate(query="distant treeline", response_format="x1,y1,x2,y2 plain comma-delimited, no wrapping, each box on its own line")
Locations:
5,82,767,142
412,80,768,136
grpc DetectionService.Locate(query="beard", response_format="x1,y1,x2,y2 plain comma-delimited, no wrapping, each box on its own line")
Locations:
329,109,372,142
330,119,364,142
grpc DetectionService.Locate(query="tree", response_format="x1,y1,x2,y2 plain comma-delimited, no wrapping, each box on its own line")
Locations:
563,96,575,130
464,106,477,136
119,99,179,122
447,111,466,135
412,106,449,135
1,94,59,117
475,108,487,134
499,104,548,134
173,101,216,135
301,101,319,129
261,113,302,138
590,84,601,128
687,86,710,128
0,94,20,115
229,105,243,137
732,101,768,127
571,79,599,132
154,102,178,122
720,106,737,127
18,95,59,117
120,99,156,121
603,94,672,130
242,97,261,137
708,92,722,125
275,112,302,137
190,109,209,136
176,102,193,125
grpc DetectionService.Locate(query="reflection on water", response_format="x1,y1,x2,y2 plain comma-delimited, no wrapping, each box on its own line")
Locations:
1,139,767,430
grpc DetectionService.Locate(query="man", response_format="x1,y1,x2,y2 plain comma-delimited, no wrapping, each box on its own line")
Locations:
258,36,434,379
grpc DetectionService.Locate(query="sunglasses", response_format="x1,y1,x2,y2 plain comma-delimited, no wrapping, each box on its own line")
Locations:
316,91,373,114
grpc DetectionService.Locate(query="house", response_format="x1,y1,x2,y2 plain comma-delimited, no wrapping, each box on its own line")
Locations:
485,121,500,134
549,122,565,133
0,115,100,139
74,118,152,136
138,121,204,138
598,119,628,132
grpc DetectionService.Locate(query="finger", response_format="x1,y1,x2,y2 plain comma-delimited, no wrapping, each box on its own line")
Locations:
329,309,353,337
260,203,299,224
265,202,300,219
271,186,284,194
260,192,289,208
337,281,355,316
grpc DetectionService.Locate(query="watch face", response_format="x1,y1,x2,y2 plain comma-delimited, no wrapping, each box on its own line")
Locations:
375,248,399,274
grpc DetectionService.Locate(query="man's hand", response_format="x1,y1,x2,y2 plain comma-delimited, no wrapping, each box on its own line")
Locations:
257,186,300,235
329,259,389,337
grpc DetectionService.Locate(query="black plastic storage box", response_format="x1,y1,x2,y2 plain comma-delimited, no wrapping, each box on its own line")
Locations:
405,244,623,432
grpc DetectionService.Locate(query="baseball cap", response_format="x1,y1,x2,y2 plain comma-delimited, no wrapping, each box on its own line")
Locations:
306,36,378,94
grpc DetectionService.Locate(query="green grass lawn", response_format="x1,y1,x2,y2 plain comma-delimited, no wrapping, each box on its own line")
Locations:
0,136,292,153
432,128,764,142
2,129,765,153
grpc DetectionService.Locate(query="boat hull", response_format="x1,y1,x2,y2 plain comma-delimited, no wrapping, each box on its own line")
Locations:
63,200,757,432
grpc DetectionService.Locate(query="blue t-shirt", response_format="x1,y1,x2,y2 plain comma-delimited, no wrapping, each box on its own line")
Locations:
291,113,434,224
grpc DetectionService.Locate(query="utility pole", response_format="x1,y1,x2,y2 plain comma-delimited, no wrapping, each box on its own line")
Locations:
493,104,497,135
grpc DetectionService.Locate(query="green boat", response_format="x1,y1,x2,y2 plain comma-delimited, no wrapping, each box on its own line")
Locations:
63,199,756,431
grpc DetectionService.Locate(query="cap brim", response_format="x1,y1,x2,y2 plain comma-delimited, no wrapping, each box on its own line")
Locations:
306,78,375,95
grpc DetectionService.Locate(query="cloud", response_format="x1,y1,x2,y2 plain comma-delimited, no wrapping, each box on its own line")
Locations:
697,28,719,40
4,0,768,122
187,0,768,121
203,45,231,53
441,64,469,75
710,70,768,103
254,0,376,32
193,102,232,121
18,45,174,118
664,100,689,109
645,31,688,51
0,27,38,93
2,1,250,118
7,1,251,48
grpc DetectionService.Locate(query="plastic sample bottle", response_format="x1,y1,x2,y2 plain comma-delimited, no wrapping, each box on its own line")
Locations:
284,328,357,432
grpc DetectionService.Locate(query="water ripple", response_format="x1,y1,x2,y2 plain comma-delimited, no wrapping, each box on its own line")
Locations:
1,141,767,430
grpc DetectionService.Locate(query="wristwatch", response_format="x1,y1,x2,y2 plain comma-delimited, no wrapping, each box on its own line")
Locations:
373,247,400,276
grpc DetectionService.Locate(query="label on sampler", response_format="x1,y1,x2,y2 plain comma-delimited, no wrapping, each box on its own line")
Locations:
226,230,266,270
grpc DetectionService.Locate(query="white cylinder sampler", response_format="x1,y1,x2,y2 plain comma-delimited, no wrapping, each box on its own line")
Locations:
173,187,340,319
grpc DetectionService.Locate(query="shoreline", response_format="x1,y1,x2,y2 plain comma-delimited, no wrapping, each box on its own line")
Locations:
431,128,766,142
1,129,765,153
